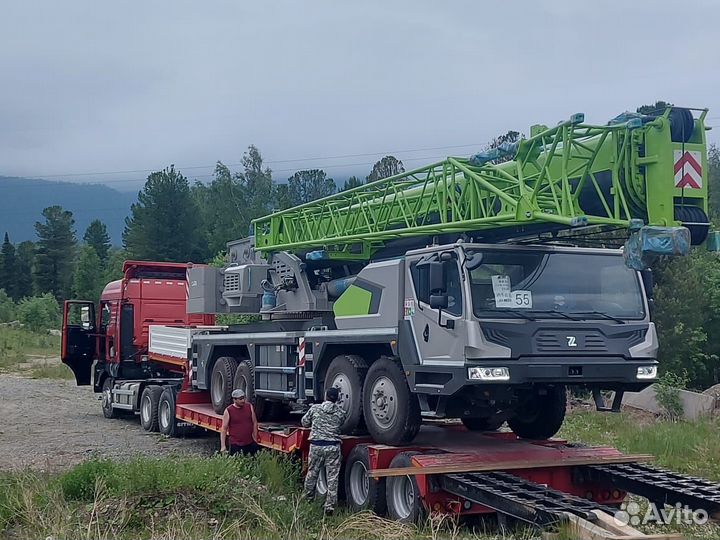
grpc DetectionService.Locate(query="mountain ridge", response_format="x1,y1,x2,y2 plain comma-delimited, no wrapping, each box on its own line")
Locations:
0,176,136,244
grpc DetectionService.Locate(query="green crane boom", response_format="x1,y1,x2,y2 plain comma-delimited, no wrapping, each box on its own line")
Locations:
253,107,709,260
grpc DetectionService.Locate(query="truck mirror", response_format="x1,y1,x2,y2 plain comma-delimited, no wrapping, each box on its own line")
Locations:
429,261,446,293
465,252,484,271
640,269,654,300
430,294,449,310
80,305,95,330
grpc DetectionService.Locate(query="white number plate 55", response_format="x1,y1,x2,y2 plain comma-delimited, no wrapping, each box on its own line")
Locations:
511,290,532,308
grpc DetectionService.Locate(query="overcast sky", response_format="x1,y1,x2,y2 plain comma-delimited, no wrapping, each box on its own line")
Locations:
1,0,718,191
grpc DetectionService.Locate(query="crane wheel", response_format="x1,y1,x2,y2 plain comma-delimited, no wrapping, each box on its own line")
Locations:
325,354,368,434
210,356,239,414
362,357,421,445
234,359,273,421
507,385,566,440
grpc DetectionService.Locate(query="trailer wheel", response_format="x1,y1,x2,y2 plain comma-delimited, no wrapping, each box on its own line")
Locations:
140,385,163,432
234,359,272,421
386,451,424,524
158,387,179,437
211,356,238,414
345,445,386,515
507,386,566,440
101,377,118,419
461,415,504,432
363,357,421,445
325,354,367,434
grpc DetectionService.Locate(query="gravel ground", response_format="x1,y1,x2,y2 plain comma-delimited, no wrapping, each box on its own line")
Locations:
0,375,218,471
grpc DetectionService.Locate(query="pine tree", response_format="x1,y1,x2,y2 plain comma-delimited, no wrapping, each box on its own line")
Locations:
0,233,17,300
103,248,128,284
241,145,274,222
73,245,104,303
341,176,363,191
123,165,202,262
34,206,77,301
84,219,111,262
15,241,35,299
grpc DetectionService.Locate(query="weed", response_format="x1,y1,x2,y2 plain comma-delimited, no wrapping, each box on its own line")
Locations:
655,370,689,420
0,326,60,374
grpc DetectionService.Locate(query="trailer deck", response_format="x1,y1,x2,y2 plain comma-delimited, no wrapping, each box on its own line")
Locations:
170,397,720,539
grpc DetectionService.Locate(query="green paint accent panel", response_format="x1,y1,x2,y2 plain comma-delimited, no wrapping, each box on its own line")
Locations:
333,285,372,317
253,107,710,259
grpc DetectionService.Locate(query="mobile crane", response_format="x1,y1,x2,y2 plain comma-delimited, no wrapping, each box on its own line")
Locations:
62,106,710,447
60,106,720,533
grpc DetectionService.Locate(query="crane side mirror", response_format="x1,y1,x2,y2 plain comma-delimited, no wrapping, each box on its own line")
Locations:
429,294,449,310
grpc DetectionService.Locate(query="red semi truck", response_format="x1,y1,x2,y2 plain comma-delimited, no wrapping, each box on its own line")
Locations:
61,260,720,529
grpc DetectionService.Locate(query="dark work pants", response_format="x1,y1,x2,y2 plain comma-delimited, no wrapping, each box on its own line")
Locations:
229,442,260,456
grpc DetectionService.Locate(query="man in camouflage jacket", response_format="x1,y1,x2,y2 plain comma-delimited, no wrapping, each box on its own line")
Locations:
301,386,346,515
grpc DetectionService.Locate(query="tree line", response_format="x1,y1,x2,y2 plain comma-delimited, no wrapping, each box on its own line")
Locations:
2,104,720,390
0,151,406,325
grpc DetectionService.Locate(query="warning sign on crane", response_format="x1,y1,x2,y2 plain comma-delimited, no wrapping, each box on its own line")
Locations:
674,150,703,189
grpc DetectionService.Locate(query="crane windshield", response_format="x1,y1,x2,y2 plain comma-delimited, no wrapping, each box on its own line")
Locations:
467,250,645,320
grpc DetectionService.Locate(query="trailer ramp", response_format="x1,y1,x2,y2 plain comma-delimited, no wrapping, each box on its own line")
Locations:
586,463,720,517
440,471,683,540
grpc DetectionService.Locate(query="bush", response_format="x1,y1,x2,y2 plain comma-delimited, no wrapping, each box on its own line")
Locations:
17,294,60,331
0,289,15,323
655,370,689,420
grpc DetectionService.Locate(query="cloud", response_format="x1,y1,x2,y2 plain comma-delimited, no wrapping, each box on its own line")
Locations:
0,0,717,185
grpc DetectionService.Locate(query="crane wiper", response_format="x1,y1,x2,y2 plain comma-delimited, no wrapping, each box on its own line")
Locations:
480,309,536,321
524,310,581,321
570,310,626,324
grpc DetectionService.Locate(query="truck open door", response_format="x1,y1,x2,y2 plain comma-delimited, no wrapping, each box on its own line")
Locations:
61,300,97,385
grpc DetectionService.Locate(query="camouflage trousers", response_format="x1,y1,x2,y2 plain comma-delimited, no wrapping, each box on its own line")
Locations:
303,444,341,510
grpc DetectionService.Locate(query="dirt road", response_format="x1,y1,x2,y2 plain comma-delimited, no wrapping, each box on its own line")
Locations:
0,375,217,471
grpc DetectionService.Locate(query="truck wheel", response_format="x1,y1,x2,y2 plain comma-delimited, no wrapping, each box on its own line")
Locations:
507,386,567,440
362,357,421,445
461,415,504,432
101,377,118,419
140,385,163,432
233,359,271,421
325,354,367,434
386,451,424,524
345,444,386,515
211,356,238,414
158,387,179,437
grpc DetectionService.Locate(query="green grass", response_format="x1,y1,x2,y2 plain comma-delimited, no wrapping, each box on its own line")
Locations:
559,409,720,480
2,400,720,538
29,363,74,380
0,453,430,540
0,326,61,376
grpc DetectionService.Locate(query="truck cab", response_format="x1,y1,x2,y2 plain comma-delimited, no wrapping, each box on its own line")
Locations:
61,261,214,391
